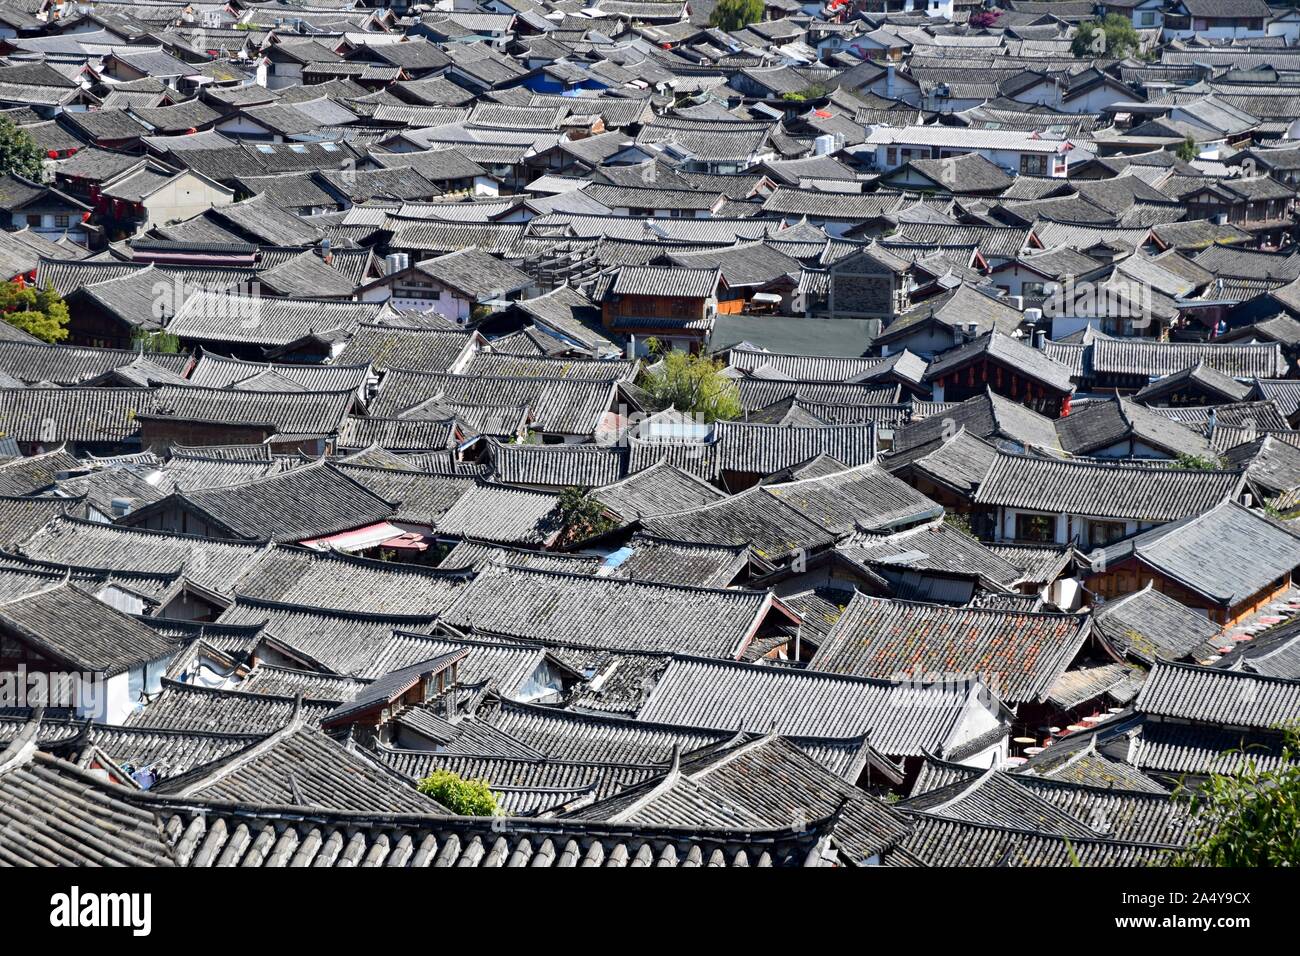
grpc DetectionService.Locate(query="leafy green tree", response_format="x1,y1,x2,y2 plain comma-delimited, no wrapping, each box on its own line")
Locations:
1174,729,1300,867
1,280,69,343
782,84,827,102
945,510,976,539
640,349,742,422
557,485,614,544
132,329,183,353
1071,14,1142,59
1175,136,1199,162
710,0,763,32
417,769,500,816
0,115,45,181
1171,452,1223,471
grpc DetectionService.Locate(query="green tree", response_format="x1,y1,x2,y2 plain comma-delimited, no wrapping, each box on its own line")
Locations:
640,349,742,422
132,329,183,353
557,485,614,545
1175,136,1199,162
1071,14,1142,59
417,769,500,816
1171,452,1223,471
710,0,763,32
0,115,45,181
782,84,828,102
0,280,69,343
1174,729,1300,867
945,510,976,539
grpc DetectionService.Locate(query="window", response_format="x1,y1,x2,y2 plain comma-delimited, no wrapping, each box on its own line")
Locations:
1019,154,1047,176
26,214,42,227
886,146,897,166
1015,512,1055,543
1088,520,1128,547
54,215,69,228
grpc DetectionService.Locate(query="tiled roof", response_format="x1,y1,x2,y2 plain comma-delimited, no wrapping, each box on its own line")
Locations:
808,592,1091,705
637,655,1003,759
763,462,944,535
0,340,190,386
1093,500,1300,606
974,453,1243,522
168,293,383,347
121,462,399,542
0,581,173,676
1137,659,1300,730
440,563,781,658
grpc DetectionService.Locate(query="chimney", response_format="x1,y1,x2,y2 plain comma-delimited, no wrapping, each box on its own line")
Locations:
885,63,896,99
1034,329,1046,350
110,497,134,517
1207,406,1217,438
319,237,333,265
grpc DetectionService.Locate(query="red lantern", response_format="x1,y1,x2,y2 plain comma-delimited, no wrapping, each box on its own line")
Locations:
47,149,58,159
81,211,91,222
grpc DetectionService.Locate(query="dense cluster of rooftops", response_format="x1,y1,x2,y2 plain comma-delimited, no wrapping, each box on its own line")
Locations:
2,0,1300,867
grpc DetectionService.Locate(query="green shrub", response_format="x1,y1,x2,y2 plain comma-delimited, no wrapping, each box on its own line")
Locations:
417,769,500,816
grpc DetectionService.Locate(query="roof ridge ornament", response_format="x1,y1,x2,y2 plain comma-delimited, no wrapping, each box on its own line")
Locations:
0,707,44,777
